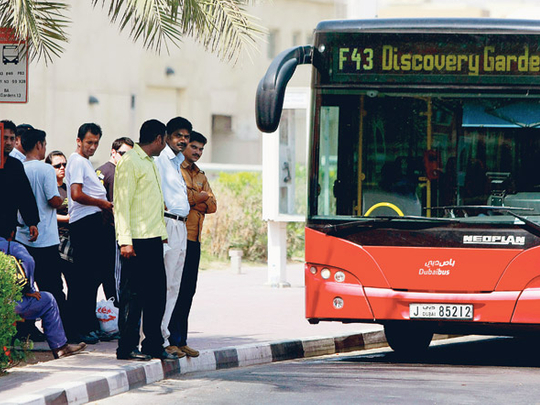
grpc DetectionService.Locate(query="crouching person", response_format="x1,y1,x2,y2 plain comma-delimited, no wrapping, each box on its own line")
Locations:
0,227,86,359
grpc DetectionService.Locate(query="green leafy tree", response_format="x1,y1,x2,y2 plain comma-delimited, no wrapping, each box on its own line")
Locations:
0,0,262,63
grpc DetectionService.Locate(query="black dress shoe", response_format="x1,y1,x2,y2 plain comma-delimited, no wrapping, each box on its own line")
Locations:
117,350,152,361
144,350,178,360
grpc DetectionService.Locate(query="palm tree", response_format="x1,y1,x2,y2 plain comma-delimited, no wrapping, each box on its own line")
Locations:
0,0,262,64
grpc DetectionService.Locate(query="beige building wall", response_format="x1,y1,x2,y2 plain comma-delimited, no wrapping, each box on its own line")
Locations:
1,0,336,166
6,0,540,167
377,0,540,19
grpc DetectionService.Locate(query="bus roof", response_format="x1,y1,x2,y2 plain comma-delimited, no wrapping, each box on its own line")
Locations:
315,18,540,34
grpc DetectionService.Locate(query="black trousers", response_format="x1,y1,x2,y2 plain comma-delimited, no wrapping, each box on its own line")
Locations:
102,223,118,303
69,211,116,336
22,244,68,328
169,240,201,347
117,237,166,356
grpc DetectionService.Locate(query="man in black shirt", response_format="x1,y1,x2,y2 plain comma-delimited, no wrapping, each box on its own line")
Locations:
0,120,39,241
96,137,134,202
95,137,134,308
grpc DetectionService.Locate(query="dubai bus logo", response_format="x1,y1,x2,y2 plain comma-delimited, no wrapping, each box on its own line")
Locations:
419,259,455,276
463,235,525,245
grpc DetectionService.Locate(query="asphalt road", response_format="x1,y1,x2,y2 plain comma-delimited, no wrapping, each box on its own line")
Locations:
90,336,540,405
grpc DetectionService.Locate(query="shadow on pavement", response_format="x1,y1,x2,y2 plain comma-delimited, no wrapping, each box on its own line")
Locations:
339,336,540,368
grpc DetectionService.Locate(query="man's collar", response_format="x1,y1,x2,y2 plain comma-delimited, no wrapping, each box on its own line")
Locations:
134,143,151,160
163,145,186,164
161,144,176,160
181,159,199,172
76,150,90,160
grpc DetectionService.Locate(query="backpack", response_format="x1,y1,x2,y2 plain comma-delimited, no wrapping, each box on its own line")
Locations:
6,242,28,289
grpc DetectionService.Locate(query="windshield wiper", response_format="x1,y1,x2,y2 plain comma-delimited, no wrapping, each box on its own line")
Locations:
502,210,540,236
429,205,533,217
314,215,457,236
430,205,540,236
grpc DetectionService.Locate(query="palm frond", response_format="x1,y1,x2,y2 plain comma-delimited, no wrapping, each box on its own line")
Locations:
0,0,70,64
92,1,189,53
93,0,264,62
197,0,264,63
0,0,263,63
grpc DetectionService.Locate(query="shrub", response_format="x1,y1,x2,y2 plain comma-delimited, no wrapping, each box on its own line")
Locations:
0,251,24,374
201,171,307,263
202,172,268,262
287,221,305,260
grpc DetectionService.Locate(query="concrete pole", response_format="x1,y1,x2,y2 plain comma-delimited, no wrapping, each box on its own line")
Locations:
229,248,243,274
267,220,290,288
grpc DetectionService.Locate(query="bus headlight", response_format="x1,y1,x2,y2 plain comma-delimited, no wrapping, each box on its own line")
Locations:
333,297,344,309
334,271,345,283
310,266,317,275
321,268,331,279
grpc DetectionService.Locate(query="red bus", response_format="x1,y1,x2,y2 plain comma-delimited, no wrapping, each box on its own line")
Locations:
256,19,540,353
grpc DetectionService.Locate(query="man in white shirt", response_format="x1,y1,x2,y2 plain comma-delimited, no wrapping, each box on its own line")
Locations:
154,116,192,358
65,123,115,344
15,129,67,327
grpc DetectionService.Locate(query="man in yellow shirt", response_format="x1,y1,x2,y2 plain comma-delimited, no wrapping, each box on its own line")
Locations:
113,119,177,361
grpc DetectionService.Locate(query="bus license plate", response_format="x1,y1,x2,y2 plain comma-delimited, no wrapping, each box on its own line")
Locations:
410,304,473,320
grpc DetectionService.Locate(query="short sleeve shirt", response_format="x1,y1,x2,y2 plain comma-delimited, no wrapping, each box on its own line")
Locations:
15,160,60,247
65,153,107,223
96,161,116,202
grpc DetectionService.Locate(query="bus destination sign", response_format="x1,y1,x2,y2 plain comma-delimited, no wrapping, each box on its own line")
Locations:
331,33,540,85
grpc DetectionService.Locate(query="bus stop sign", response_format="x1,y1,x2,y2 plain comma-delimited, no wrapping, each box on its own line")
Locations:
0,29,28,103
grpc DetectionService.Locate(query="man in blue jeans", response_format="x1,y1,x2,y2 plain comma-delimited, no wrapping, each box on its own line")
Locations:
0,227,86,359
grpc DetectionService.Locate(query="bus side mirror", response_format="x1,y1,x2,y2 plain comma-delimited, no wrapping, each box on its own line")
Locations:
256,46,313,133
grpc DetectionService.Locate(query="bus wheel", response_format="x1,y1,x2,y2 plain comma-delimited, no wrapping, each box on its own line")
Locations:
384,323,433,354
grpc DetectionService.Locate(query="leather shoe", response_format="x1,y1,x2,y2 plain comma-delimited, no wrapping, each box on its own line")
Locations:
180,345,200,357
117,350,152,361
165,346,186,358
144,350,178,360
53,342,87,359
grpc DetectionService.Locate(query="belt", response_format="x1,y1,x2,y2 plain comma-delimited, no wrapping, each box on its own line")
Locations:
164,212,188,222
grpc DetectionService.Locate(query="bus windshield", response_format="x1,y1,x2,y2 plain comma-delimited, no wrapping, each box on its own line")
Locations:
311,93,540,222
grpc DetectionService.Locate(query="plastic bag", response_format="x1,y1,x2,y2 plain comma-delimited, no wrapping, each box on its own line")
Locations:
96,297,119,334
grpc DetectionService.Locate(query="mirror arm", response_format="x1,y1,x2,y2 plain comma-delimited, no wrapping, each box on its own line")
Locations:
256,45,313,133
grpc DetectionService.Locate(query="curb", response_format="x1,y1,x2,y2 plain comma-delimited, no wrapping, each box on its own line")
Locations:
1,330,387,405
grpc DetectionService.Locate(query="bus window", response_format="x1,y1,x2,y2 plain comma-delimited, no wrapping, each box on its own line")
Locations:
311,93,540,220
317,106,339,216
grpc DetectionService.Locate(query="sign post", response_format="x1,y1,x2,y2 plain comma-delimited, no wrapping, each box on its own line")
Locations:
262,87,309,287
0,29,28,103
0,122,4,169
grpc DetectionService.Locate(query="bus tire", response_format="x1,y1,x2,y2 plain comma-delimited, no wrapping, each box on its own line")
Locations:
384,322,433,354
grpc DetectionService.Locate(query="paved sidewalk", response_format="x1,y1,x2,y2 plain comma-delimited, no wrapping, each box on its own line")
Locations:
0,262,384,405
